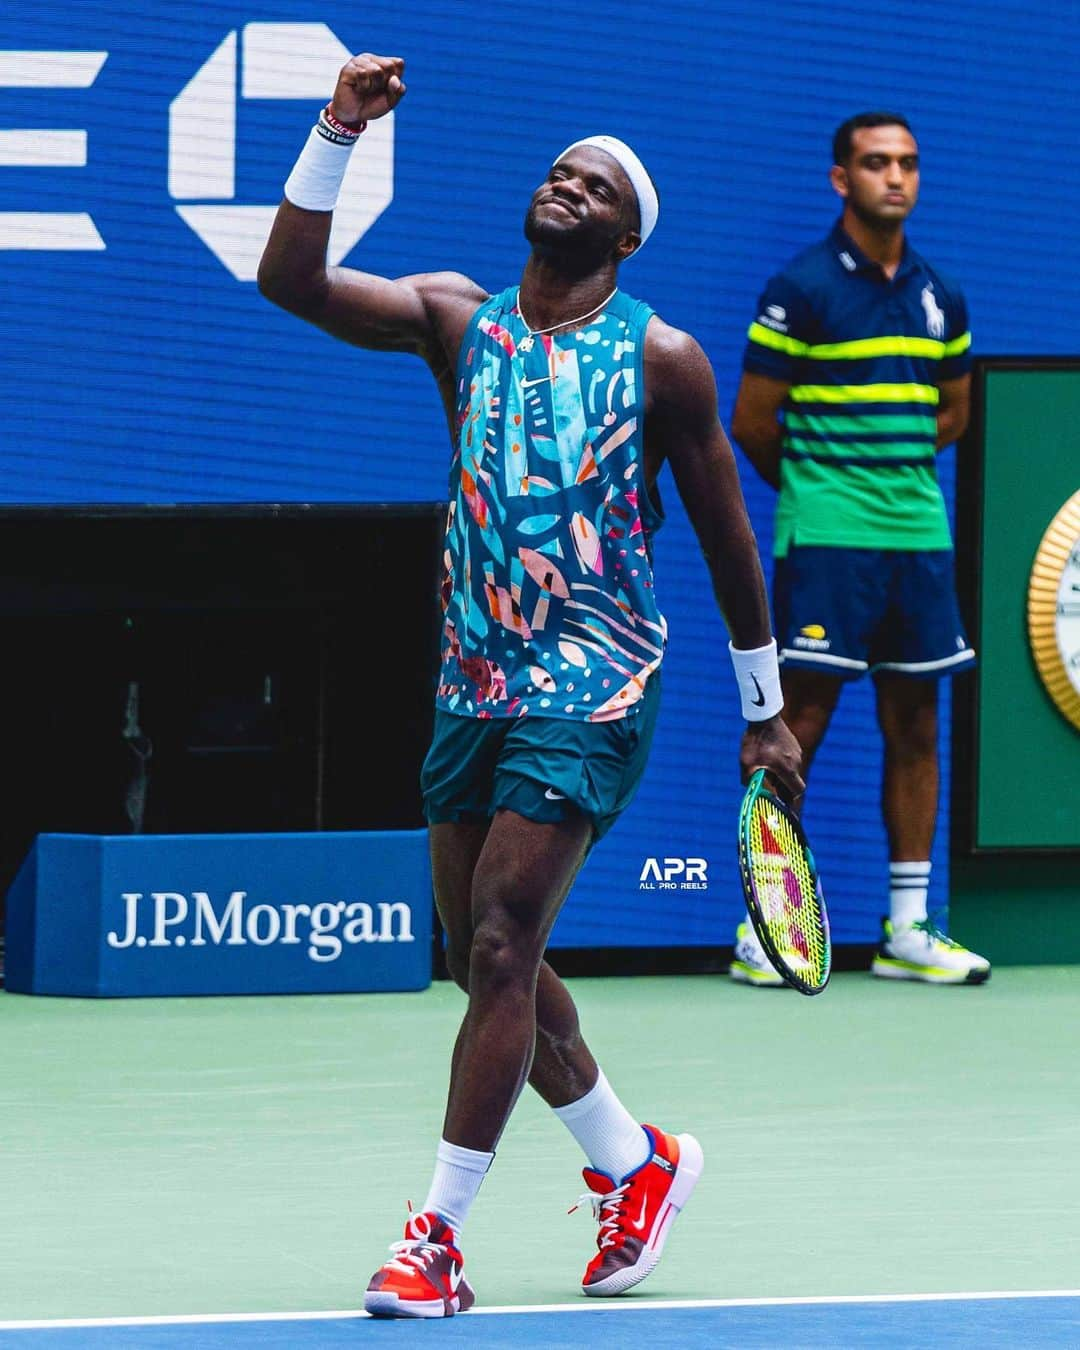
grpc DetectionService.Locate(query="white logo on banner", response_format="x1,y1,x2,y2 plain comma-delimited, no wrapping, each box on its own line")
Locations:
0,50,108,250
639,858,709,891
106,891,416,963
169,23,394,280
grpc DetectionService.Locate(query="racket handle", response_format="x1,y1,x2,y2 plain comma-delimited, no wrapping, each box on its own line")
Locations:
749,765,800,812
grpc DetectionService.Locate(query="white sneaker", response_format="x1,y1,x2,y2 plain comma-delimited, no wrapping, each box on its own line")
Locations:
871,918,991,985
729,921,785,987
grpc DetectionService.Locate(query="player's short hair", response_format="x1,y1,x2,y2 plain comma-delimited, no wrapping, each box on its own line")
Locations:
832,112,914,165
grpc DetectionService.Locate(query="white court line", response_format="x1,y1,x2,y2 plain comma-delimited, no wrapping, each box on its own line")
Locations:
2,1290,1080,1330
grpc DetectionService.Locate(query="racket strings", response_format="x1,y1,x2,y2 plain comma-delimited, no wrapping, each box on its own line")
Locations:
747,802,827,977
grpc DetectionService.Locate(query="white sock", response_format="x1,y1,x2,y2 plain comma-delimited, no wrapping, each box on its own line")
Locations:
889,861,931,929
421,1138,494,1235
552,1070,650,1182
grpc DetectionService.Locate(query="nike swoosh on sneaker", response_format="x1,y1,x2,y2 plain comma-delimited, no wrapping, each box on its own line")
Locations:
630,1192,649,1231
447,1263,463,1293
544,787,567,800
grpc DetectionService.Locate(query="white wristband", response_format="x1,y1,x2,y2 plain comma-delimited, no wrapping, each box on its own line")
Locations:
729,639,783,721
284,125,357,212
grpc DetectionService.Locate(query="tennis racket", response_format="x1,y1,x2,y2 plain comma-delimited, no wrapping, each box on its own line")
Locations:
737,768,830,995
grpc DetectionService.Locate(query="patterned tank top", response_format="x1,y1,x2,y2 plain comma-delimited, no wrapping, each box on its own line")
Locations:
436,285,666,723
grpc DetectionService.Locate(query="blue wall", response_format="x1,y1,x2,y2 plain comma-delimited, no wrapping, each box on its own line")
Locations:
2,2,1077,945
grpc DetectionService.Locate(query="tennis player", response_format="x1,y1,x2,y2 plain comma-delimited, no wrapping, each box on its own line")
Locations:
728,112,990,987
259,52,803,1317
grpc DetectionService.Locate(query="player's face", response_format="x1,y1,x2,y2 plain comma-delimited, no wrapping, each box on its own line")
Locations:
524,148,639,261
831,125,920,225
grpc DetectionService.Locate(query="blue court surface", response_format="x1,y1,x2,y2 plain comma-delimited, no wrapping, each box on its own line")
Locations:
3,1294,1080,1349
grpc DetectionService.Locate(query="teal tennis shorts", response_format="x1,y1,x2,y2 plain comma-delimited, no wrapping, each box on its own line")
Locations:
421,676,660,840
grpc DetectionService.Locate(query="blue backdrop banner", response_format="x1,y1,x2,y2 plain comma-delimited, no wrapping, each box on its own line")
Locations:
2,2,1076,948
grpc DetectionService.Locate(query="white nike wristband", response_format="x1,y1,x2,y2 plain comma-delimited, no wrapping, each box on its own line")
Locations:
729,639,783,721
284,122,359,212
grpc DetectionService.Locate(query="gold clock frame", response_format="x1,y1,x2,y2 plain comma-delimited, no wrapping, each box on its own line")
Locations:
1027,488,1080,733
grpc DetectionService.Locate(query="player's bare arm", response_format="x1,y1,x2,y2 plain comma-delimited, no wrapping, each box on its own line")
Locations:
730,372,790,488
644,321,804,799
257,54,486,399
936,374,971,448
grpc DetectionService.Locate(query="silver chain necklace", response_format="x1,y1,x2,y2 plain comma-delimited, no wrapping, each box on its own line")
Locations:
516,285,617,352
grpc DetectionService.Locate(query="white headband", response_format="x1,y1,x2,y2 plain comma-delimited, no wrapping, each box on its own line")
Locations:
556,135,659,247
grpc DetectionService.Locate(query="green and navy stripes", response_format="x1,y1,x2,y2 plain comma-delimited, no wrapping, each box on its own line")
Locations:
742,223,973,555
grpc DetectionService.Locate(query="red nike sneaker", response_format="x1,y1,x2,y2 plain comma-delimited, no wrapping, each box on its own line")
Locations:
577,1124,704,1297
364,1210,476,1318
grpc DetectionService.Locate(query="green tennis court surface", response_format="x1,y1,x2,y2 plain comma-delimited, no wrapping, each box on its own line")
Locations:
2,970,1078,1324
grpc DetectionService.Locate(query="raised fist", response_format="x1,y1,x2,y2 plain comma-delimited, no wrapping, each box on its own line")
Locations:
330,54,406,127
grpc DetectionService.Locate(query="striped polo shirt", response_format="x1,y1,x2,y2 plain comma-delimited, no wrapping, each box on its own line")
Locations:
743,221,972,557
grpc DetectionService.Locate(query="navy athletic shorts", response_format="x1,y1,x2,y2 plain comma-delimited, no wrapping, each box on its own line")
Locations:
774,546,977,680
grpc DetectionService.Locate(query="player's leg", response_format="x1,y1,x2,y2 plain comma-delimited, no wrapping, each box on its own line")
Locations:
483,686,703,1296
439,807,701,1300
442,808,594,1148
431,819,629,1139
486,688,660,1157
868,550,986,984
365,809,592,1319
365,716,502,1320
435,818,670,1189
434,815,672,1282
371,684,698,1311
430,819,490,1093
369,718,640,1317
529,963,601,1103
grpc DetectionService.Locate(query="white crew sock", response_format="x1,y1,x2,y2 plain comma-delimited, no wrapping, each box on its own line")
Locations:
552,1070,650,1182
421,1138,494,1235
889,861,931,930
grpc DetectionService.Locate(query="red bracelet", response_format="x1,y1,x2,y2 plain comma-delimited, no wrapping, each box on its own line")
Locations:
323,103,368,137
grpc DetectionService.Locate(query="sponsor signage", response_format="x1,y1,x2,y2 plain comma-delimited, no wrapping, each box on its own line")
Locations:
0,23,393,273
5,831,431,997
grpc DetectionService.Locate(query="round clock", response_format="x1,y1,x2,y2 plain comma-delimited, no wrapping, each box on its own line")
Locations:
1027,488,1080,733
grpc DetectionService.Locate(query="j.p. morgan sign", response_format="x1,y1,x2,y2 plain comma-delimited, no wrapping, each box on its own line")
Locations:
107,890,415,962
6,831,432,997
